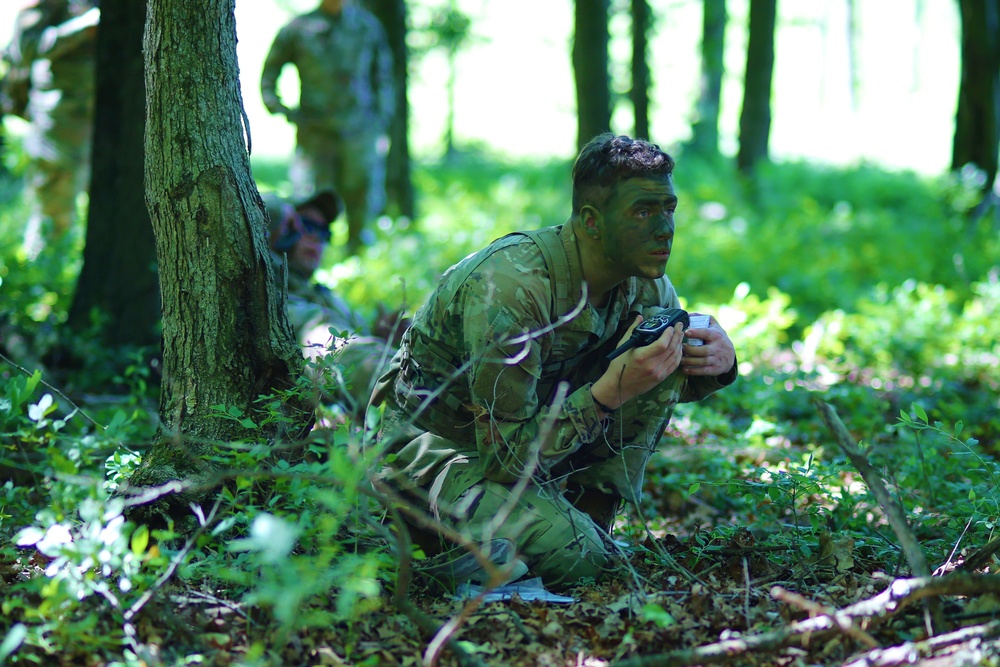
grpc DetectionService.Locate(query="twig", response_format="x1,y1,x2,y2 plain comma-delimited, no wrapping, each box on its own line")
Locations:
124,497,223,623
815,400,945,634
771,586,878,649
0,350,104,429
958,534,1000,573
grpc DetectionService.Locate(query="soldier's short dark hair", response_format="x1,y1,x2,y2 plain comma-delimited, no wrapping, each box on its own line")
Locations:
571,133,675,215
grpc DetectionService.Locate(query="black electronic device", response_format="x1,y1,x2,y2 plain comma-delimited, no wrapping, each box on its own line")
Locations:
606,307,690,361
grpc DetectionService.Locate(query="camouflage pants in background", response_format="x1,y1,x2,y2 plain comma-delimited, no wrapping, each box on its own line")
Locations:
291,124,386,253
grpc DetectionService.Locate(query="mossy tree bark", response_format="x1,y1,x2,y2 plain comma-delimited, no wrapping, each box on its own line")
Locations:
127,0,312,515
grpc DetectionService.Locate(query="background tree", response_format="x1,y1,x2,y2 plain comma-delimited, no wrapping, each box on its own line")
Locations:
128,0,311,511
952,0,1000,214
67,0,159,350
737,0,777,175
573,0,612,149
630,0,652,141
367,0,414,220
688,0,727,156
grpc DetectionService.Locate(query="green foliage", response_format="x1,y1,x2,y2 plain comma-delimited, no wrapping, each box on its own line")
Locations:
3,147,1000,663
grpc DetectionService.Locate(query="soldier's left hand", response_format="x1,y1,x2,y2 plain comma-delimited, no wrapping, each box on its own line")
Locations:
680,315,736,377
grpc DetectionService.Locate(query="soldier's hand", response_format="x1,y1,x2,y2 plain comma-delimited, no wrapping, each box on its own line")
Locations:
680,315,736,377
592,315,684,410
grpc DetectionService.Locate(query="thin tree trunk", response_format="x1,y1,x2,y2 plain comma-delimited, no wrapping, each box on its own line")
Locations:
630,0,651,141
690,0,727,156
68,0,160,349
952,0,1000,208
573,0,612,149
367,0,414,220
129,0,311,513
737,0,777,175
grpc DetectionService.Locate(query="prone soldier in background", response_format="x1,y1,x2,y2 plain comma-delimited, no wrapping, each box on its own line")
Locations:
2,0,98,256
264,189,404,422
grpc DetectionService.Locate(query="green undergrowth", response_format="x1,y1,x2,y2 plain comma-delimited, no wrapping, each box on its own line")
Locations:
1,147,999,664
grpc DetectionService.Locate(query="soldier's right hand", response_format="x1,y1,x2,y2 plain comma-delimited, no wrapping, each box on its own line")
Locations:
592,315,685,410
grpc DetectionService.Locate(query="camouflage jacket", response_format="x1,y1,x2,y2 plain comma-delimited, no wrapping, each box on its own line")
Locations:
261,5,394,133
374,224,737,497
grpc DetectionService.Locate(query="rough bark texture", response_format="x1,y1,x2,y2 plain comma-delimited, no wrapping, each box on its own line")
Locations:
573,0,612,150
736,0,776,175
128,0,311,509
689,0,726,156
952,0,1000,202
368,0,414,220
68,0,160,348
630,0,651,141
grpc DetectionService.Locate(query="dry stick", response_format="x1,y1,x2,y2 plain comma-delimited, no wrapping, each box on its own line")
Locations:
371,490,488,667
771,586,879,649
815,399,945,635
842,619,1000,667
958,534,1000,573
613,571,1000,667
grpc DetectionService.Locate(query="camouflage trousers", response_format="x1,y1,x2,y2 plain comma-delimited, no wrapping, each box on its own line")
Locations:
291,124,386,253
376,368,687,591
392,440,613,592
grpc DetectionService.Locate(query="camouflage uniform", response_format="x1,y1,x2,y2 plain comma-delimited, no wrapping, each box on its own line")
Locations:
264,191,395,416
3,1,97,249
370,224,737,590
261,3,395,254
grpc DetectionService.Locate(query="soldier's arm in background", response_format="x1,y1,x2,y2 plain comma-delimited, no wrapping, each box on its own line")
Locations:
260,24,296,118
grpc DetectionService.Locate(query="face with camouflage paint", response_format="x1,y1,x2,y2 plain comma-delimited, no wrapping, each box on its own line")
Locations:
590,174,677,283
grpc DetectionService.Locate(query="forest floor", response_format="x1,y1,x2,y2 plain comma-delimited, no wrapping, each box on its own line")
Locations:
12,442,998,667
96,489,1000,667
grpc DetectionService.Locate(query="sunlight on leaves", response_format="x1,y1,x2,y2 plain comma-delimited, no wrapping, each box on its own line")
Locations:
227,513,301,564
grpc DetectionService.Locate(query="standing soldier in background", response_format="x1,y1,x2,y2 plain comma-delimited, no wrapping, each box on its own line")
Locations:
261,0,395,257
2,0,98,256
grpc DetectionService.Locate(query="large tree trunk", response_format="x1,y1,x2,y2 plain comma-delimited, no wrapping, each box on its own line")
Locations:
67,0,160,349
689,0,727,156
630,0,651,141
367,0,414,220
128,0,311,513
952,0,1000,208
573,0,612,149
737,0,777,175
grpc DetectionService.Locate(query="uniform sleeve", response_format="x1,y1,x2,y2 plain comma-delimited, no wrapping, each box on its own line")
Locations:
641,277,738,402
261,26,293,115
459,250,606,485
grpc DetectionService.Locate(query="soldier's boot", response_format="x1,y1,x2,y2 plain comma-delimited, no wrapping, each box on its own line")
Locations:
415,538,529,593
567,486,624,534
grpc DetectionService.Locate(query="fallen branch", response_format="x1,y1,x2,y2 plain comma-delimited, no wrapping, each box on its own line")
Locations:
841,619,1000,667
613,571,1000,667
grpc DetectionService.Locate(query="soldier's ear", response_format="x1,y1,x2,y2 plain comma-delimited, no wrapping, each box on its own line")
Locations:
581,205,602,239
